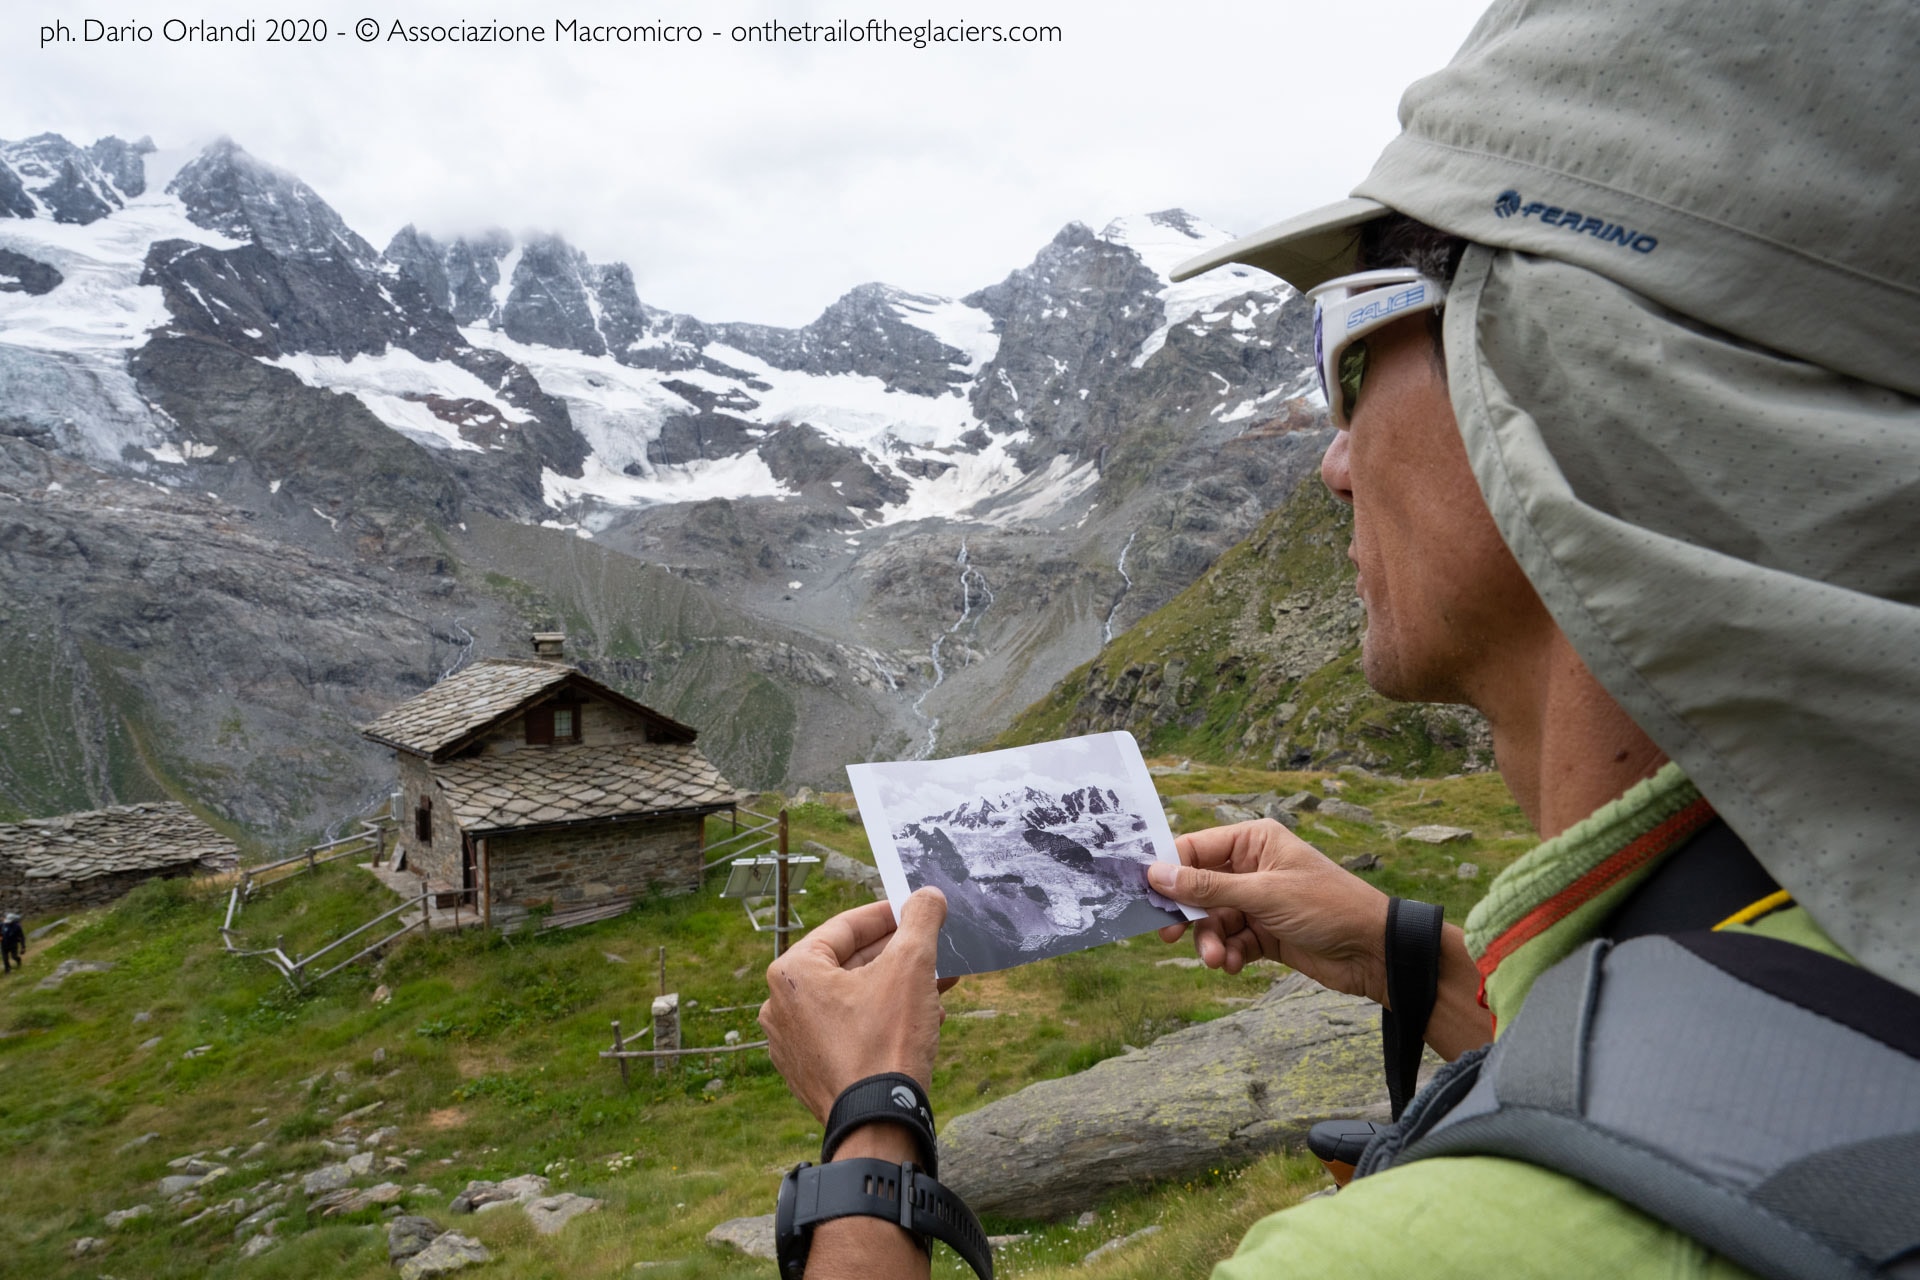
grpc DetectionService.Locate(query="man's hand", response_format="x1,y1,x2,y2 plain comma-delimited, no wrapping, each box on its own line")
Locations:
1150,819,1391,1005
759,887,951,1122
1151,819,1493,1059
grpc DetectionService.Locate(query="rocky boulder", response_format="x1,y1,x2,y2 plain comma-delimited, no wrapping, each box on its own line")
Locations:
806,841,883,896
1405,825,1473,844
524,1192,602,1235
387,1215,441,1262
707,1214,776,1260
939,972,1390,1219
449,1173,547,1213
398,1231,490,1279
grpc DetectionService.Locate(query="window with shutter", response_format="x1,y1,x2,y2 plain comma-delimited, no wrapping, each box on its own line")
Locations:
553,706,575,741
525,706,554,745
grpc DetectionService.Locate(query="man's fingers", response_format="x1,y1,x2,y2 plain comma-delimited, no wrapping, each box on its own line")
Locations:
794,900,901,966
844,935,891,970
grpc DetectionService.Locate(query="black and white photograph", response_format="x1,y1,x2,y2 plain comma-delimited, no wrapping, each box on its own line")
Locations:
848,731,1202,976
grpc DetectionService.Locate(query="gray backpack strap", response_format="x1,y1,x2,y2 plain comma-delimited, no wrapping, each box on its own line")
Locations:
1361,934,1920,1280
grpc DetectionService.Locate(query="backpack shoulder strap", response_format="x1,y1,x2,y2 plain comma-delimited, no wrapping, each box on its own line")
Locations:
1361,933,1920,1280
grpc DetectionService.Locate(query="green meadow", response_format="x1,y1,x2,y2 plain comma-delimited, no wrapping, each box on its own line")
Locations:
0,768,1522,1278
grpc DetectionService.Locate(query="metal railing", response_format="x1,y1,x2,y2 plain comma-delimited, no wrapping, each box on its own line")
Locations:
702,806,780,872
223,890,430,988
220,817,428,988
238,823,383,895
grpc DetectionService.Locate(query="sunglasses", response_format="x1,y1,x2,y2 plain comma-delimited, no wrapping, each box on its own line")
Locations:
1307,268,1449,428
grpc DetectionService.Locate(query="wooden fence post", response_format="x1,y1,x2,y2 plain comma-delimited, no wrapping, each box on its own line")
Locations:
651,993,680,1076
774,808,791,959
611,1020,630,1087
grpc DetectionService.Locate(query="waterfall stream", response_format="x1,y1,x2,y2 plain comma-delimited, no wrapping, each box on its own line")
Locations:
1102,529,1137,644
910,539,994,758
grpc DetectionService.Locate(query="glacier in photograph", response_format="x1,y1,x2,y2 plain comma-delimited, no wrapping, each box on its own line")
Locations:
894,783,1182,975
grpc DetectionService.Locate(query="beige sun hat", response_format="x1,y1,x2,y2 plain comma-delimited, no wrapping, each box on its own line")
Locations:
1175,0,1920,399
1178,0,1920,996
1170,197,1387,296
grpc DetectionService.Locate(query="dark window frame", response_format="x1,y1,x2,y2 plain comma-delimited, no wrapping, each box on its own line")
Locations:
523,699,583,746
415,796,433,844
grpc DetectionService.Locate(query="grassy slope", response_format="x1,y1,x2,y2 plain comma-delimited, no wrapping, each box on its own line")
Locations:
996,478,1490,777
0,767,1526,1279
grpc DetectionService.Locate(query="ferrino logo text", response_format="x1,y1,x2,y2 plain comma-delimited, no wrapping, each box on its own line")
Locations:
1493,189,1658,254
1345,282,1433,331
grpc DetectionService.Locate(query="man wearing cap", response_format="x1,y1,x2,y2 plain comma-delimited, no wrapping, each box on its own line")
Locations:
758,1,1920,1276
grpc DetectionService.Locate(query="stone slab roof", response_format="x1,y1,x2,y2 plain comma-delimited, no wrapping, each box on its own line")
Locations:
432,742,740,835
361,659,697,760
0,803,241,882
360,659,576,759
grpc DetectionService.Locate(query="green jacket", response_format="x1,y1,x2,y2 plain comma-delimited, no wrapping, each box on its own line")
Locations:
1215,765,1846,1279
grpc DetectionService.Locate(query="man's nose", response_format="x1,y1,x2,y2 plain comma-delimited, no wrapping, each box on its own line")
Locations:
1321,430,1354,506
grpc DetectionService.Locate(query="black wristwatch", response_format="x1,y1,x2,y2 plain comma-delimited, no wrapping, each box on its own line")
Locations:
775,1158,993,1279
775,1073,993,1279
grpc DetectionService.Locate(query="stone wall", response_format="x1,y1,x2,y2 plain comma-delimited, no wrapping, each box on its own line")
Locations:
486,814,702,907
396,754,464,887
0,864,201,916
474,695,664,759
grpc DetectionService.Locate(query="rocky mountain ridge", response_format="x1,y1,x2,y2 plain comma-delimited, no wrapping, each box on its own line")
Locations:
1,130,1337,841
997,475,1493,777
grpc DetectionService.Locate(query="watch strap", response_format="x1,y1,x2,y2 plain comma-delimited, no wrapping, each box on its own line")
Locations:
1382,897,1444,1120
781,1159,993,1280
822,1072,938,1176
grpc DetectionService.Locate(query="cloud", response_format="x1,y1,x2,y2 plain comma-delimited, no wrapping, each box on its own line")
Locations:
1,0,1489,325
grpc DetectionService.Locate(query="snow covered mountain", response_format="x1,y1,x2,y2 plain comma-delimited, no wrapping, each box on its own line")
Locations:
0,132,1331,837
895,782,1170,974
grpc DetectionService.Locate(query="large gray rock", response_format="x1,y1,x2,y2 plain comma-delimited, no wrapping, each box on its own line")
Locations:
1317,799,1377,825
1404,825,1473,844
302,1164,352,1196
36,959,113,989
450,1173,547,1213
805,841,883,896
707,1214,777,1260
398,1231,490,1280
387,1215,441,1262
524,1192,602,1235
939,973,1390,1219
323,1181,403,1216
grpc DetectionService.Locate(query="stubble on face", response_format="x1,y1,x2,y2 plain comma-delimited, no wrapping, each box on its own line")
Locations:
1328,319,1546,712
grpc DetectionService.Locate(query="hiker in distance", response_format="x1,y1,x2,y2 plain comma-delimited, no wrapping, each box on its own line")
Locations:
1,912,23,974
759,1,1920,1276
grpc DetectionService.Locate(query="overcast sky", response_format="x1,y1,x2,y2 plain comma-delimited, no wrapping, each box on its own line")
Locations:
3,0,1489,326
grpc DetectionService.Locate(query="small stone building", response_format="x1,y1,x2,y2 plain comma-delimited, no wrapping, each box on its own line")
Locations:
359,644,739,924
0,802,241,915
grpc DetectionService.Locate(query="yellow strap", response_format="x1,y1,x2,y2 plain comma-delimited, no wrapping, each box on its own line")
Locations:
1713,889,1795,931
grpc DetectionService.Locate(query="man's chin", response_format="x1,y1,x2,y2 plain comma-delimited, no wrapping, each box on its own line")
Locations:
1359,636,1455,706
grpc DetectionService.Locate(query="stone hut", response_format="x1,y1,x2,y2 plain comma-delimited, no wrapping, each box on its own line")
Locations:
0,802,241,915
358,641,739,925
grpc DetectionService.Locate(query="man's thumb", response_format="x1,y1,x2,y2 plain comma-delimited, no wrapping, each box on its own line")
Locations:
896,887,948,953
1148,861,1232,907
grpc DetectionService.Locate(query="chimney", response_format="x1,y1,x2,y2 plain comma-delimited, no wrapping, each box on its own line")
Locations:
531,632,566,660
